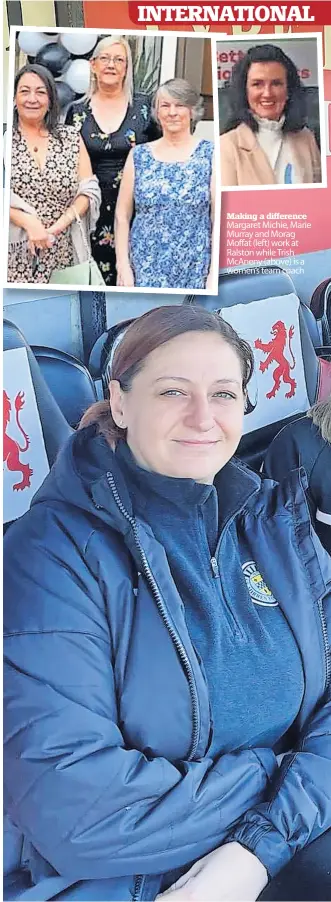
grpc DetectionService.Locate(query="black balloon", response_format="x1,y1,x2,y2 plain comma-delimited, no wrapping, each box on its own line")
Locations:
35,42,71,78
55,80,76,109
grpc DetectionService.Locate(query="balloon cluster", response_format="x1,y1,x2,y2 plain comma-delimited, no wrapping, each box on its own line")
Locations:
17,31,99,108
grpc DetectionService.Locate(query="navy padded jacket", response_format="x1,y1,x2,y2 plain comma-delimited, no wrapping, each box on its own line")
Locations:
4,426,331,900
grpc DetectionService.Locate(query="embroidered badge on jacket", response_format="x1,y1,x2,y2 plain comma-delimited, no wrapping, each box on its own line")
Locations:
242,561,278,606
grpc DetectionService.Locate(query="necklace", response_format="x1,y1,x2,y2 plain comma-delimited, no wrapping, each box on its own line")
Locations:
21,130,49,152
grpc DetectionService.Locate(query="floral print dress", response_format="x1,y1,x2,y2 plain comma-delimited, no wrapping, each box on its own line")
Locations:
8,127,79,284
66,94,157,286
130,140,214,290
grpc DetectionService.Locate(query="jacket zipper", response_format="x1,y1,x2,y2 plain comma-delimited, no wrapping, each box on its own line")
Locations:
210,555,244,638
318,597,331,691
132,874,144,901
197,509,242,637
106,472,201,761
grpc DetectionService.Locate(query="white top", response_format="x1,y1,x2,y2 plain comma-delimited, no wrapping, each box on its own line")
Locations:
254,115,302,184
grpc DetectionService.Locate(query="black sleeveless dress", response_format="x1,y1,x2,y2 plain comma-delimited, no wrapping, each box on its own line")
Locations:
65,95,158,286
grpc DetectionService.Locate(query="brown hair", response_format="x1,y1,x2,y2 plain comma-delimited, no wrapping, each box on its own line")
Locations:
307,395,331,444
80,305,254,444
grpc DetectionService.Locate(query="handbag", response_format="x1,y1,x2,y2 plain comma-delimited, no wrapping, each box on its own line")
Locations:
49,208,106,287
49,258,106,286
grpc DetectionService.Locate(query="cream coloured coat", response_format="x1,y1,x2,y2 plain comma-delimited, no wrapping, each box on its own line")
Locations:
220,123,322,187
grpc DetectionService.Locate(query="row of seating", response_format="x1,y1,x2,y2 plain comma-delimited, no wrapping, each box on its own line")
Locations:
4,265,331,527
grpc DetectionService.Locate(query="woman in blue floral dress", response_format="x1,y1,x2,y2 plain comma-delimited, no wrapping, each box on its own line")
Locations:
115,78,216,291
66,36,158,285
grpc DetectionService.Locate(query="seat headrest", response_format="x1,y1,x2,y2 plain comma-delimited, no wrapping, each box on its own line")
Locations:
4,346,51,523
4,321,72,523
4,320,72,463
219,293,310,434
218,265,297,308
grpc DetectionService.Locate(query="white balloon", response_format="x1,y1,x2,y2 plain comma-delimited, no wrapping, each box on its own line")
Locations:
63,58,90,94
60,33,97,56
18,32,50,56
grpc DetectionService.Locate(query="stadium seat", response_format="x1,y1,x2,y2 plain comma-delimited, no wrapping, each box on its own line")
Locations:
184,265,331,469
310,278,331,346
32,345,98,429
88,319,136,397
3,320,72,527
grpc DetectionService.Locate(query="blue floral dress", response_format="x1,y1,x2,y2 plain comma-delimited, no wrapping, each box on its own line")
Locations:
66,94,158,285
130,139,213,290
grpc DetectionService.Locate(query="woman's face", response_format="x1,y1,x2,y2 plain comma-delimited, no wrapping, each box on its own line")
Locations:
157,90,192,136
246,61,288,120
110,332,245,483
15,72,50,127
91,42,128,91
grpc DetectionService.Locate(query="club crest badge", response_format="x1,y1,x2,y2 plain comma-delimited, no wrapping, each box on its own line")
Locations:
242,561,278,606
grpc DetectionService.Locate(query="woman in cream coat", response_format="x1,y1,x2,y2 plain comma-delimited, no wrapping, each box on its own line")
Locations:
220,43,321,187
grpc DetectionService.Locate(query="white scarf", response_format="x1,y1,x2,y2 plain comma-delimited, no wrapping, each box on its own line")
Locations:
254,115,302,184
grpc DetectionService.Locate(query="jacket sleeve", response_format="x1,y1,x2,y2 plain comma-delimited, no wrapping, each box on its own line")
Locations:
263,425,301,482
220,133,239,187
230,571,331,878
4,508,277,882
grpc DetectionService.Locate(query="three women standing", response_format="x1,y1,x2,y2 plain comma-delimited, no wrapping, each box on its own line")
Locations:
8,37,215,290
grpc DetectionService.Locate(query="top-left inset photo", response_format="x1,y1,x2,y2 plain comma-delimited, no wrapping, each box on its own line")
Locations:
4,28,220,295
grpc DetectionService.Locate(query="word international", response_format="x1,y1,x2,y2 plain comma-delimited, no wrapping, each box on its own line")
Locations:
136,5,315,23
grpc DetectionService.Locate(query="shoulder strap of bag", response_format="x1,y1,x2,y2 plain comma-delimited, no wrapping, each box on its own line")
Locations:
72,204,92,264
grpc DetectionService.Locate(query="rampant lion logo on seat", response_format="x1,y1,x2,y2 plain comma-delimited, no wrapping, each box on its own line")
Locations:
3,390,33,491
254,321,297,399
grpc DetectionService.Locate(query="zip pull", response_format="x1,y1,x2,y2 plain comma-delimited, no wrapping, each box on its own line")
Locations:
210,556,220,578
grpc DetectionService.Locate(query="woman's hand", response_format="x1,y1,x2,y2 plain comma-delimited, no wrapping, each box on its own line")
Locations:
25,215,55,254
157,842,268,902
48,211,73,237
116,262,135,287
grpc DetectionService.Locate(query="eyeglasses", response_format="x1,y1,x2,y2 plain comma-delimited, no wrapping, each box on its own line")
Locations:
98,55,126,67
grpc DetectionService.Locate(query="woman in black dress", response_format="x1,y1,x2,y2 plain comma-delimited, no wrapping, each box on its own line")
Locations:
66,35,158,285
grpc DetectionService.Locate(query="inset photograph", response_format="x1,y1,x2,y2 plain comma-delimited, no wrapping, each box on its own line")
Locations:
217,34,326,189
5,28,220,293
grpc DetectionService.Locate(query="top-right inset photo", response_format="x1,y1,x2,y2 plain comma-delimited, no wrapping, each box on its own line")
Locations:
218,35,325,189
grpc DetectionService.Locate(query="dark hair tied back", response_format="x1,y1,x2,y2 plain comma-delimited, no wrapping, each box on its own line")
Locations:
80,305,254,446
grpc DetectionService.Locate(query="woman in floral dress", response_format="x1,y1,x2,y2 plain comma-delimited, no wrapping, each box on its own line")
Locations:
115,79,216,291
8,64,98,284
66,36,158,286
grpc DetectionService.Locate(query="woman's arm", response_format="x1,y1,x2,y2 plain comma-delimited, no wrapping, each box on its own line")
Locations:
229,683,331,879
206,150,218,291
114,150,135,287
4,508,278,881
48,137,92,237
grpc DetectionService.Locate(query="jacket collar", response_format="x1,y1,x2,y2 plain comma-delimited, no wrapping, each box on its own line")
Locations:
236,122,260,151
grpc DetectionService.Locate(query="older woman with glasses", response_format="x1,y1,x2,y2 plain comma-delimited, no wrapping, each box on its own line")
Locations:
66,35,158,285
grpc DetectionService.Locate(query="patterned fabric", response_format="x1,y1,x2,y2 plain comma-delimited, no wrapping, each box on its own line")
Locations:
66,94,157,286
130,139,213,290
8,126,79,283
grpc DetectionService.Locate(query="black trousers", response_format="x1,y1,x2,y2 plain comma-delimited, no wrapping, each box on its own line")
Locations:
259,830,331,901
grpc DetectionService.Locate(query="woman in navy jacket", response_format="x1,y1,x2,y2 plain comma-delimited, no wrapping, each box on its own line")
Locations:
4,306,331,901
